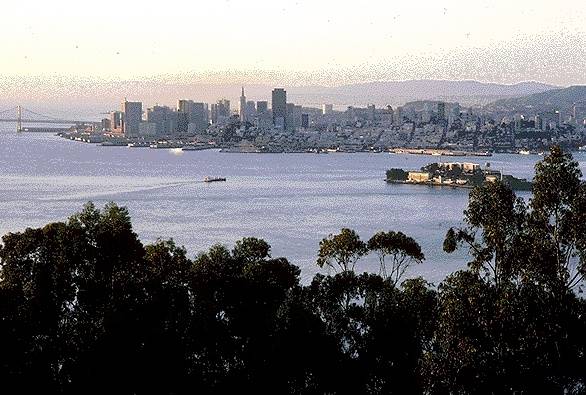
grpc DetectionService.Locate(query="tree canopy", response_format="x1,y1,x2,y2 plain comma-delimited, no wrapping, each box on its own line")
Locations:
1,146,586,394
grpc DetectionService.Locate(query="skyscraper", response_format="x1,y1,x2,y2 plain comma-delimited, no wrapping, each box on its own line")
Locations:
122,100,142,137
110,111,124,133
177,99,192,134
246,101,256,120
239,87,247,123
211,99,231,124
272,88,287,129
301,113,310,128
256,101,268,114
394,107,403,127
437,102,446,121
177,100,209,134
146,105,172,136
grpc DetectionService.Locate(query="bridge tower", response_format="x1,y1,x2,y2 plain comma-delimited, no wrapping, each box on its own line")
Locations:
16,105,22,132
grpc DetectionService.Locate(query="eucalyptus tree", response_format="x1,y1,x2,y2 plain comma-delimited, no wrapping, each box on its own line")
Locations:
367,230,425,286
317,228,367,273
529,145,586,293
443,180,527,287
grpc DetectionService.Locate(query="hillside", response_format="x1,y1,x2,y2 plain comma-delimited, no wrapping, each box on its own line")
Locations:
0,78,559,118
286,80,558,108
484,85,586,115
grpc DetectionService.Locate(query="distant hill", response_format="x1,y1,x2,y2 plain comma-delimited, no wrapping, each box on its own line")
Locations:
287,80,558,109
484,86,586,115
0,77,560,118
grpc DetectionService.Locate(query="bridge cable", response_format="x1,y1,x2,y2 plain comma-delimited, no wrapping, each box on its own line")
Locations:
0,107,17,116
21,107,67,122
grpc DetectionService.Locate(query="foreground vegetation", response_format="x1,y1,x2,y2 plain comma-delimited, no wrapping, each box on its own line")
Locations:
1,146,586,394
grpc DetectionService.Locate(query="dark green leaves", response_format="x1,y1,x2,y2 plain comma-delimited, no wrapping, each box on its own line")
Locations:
317,228,367,273
368,231,425,285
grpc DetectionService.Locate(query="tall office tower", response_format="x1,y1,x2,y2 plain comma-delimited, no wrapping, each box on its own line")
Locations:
100,118,111,132
191,102,209,132
239,87,247,122
219,99,230,117
513,114,523,131
437,102,446,120
146,105,172,136
322,104,333,115
301,113,310,128
574,103,586,126
210,104,218,124
367,104,376,122
394,107,403,127
122,100,142,137
177,100,192,134
211,99,231,124
177,100,209,134
534,115,543,130
246,101,256,120
110,111,124,133
272,88,287,129
285,104,302,130
256,101,268,114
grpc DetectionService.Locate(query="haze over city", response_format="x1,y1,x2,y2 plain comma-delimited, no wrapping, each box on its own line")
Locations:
1,0,585,117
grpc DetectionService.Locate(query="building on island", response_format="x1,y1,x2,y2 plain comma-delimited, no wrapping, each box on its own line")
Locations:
408,171,431,183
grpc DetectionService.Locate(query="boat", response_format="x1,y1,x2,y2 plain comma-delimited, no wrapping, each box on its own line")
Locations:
150,141,183,149
518,149,531,155
101,140,127,147
579,145,586,151
128,141,150,148
203,176,226,183
182,145,207,151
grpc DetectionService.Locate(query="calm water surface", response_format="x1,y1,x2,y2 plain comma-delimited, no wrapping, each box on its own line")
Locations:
1,126,584,283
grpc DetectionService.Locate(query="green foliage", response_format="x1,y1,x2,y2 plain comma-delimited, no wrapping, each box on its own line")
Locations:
232,236,271,263
367,230,425,285
317,228,367,273
386,168,408,181
1,145,586,394
530,145,586,293
444,180,527,285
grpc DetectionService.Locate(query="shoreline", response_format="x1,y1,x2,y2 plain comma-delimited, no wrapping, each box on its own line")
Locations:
52,132,586,155
386,179,475,189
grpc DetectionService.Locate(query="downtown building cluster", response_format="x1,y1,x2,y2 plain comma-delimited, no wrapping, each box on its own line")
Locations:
100,87,311,138
81,87,586,153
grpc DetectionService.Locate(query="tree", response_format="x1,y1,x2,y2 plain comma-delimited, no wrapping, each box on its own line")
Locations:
367,231,425,286
529,145,586,293
189,238,302,393
232,237,271,263
139,239,192,394
317,228,367,273
443,180,526,287
0,222,78,393
435,147,586,393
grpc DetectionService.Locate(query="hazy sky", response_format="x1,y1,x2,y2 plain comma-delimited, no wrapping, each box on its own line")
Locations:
1,0,585,85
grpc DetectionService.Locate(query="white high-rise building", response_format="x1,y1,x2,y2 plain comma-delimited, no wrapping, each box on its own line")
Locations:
122,100,142,137
239,87,246,123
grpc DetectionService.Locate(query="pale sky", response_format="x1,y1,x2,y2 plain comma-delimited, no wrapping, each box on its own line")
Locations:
1,0,585,85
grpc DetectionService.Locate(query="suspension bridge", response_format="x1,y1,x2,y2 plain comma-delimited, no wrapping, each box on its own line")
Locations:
0,106,96,132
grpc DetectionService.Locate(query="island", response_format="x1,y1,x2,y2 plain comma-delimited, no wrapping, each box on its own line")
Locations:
386,161,532,191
